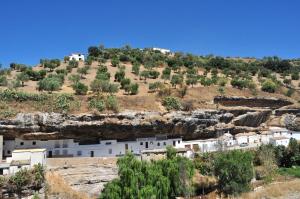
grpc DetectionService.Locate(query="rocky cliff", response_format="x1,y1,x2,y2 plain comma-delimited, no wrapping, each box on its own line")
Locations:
0,108,274,141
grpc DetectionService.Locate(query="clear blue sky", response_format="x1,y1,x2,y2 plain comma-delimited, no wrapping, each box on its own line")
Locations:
1,0,300,67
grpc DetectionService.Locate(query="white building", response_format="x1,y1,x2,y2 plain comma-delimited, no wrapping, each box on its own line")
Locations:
270,137,290,147
3,148,46,175
3,136,182,158
235,132,261,145
69,53,85,61
152,48,171,54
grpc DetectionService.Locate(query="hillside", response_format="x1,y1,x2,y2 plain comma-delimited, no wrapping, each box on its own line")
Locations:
0,46,300,117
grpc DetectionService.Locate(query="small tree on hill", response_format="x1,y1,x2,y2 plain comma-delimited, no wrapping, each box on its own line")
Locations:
171,74,183,88
161,67,171,83
72,82,88,95
16,72,30,87
132,62,140,75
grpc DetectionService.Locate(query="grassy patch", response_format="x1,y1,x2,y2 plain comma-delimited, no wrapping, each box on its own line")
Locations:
278,166,300,178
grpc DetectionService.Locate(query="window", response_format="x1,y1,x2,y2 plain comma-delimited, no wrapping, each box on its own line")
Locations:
7,150,11,154
77,151,82,156
140,142,143,145
163,142,166,146
20,142,24,146
32,141,36,145
105,142,112,145
157,142,160,146
3,141,5,145
109,149,112,154
54,150,60,155
173,141,176,146
178,140,181,144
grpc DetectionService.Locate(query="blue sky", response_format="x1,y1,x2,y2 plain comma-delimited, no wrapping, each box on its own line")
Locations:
0,0,300,67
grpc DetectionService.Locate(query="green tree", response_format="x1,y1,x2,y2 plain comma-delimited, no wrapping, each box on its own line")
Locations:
214,150,254,196
64,56,70,63
38,77,62,93
261,79,277,93
161,67,171,83
68,74,80,84
132,62,140,75
16,72,30,87
120,78,131,89
114,70,125,82
171,74,183,88
111,57,120,67
72,82,88,95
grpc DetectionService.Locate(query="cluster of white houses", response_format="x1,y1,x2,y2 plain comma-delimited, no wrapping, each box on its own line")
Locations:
0,126,299,175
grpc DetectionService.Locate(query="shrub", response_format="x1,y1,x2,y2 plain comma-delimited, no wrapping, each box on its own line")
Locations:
132,62,140,75
90,79,119,94
218,78,227,87
261,79,277,93
291,72,299,80
125,83,139,95
106,95,119,112
89,98,105,112
0,76,8,86
38,77,62,93
68,74,80,84
148,82,162,92
286,88,295,97
171,74,183,88
178,85,188,98
72,82,88,95
69,60,79,68
111,57,120,67
120,78,131,89
162,96,181,111
55,69,67,76
54,94,74,113
114,70,125,82
149,70,160,79
181,100,194,111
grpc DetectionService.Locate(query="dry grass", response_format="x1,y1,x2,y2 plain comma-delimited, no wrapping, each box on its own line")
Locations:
240,179,300,199
46,171,91,199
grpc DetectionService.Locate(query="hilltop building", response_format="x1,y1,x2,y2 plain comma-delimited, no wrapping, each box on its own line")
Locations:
152,47,171,54
69,53,85,61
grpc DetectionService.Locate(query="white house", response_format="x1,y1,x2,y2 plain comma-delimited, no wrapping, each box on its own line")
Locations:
69,53,85,61
3,148,46,175
270,137,290,147
235,132,261,145
3,136,182,158
152,48,171,54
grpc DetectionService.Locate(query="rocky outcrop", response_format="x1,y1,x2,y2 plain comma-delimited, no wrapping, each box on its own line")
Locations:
0,110,235,141
275,109,300,116
232,111,272,127
284,114,300,131
214,96,293,109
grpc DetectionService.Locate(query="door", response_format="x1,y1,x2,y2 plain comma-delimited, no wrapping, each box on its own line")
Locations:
145,142,148,148
90,151,94,157
48,151,52,158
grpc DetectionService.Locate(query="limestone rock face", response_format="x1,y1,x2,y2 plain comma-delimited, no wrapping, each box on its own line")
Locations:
0,110,235,141
214,96,293,109
285,114,300,131
232,111,272,127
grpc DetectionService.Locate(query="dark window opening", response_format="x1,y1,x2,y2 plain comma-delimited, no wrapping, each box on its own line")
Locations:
32,141,36,145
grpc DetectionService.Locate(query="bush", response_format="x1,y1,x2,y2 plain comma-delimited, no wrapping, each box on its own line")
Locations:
0,76,8,86
132,62,140,75
114,70,125,82
149,70,160,79
89,98,105,112
291,72,299,80
72,82,88,95
54,94,74,113
37,77,62,93
90,79,119,94
68,74,80,84
125,83,139,95
120,78,131,89
261,79,277,93
111,57,120,67
106,95,119,112
162,96,181,111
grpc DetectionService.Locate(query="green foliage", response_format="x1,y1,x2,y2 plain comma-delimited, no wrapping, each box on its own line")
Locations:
114,69,125,82
89,98,105,112
72,82,88,95
0,75,8,86
230,78,250,89
90,79,119,94
16,72,29,87
149,70,160,79
69,59,79,68
286,88,295,97
140,70,150,82
186,74,198,87
162,96,181,111
161,67,171,82
291,72,299,80
41,59,61,71
68,74,81,84
25,69,47,81
171,74,183,88
120,78,131,89
213,150,254,195
125,83,139,95
278,166,300,178
0,89,48,102
100,147,195,199
106,95,119,112
77,66,90,78
111,57,120,67
132,62,140,75
54,94,74,113
261,79,278,93
149,82,163,92
64,56,70,63
9,168,31,197
38,76,62,93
